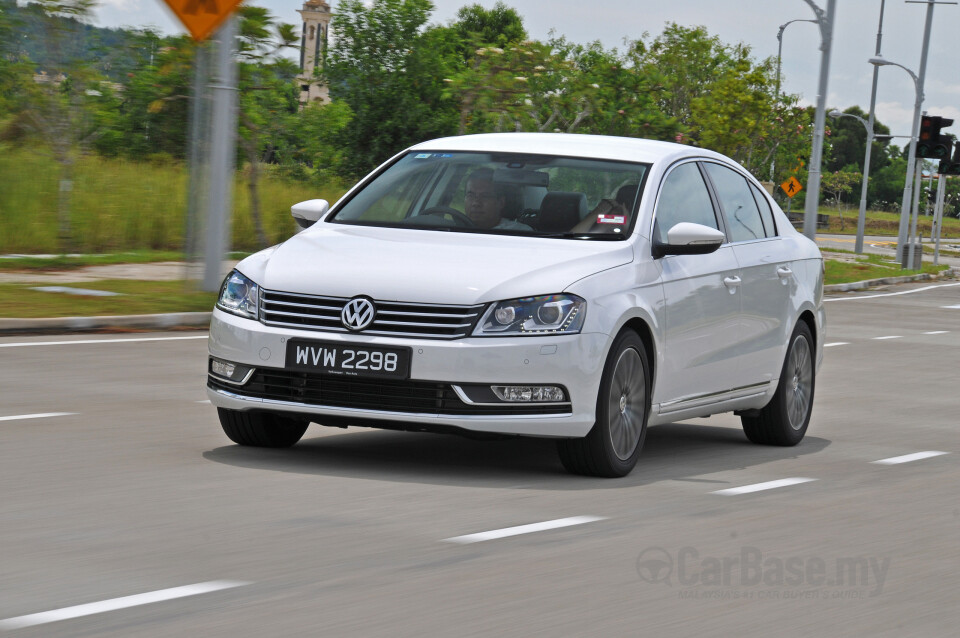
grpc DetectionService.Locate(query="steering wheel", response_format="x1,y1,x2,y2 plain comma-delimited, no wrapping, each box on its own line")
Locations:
419,207,475,227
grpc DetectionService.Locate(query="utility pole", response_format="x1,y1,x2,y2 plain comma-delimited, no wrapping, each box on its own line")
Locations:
801,0,836,241
893,0,956,262
856,0,886,254
203,17,239,292
933,173,946,265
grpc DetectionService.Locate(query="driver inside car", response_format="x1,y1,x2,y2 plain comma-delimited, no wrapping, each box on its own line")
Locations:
464,168,532,230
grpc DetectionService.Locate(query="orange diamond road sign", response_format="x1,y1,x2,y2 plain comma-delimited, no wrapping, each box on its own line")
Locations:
780,176,803,198
161,0,244,42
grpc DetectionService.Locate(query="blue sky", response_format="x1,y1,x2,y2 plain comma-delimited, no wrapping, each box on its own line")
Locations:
87,0,960,142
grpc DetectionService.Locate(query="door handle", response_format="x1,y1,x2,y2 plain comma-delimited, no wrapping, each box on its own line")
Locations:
723,276,741,291
777,266,793,279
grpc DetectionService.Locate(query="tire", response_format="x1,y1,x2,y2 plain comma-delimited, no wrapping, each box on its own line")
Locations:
558,331,650,477
741,322,815,446
217,408,309,448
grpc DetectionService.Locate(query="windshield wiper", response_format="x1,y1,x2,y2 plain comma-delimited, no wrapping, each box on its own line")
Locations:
535,232,626,240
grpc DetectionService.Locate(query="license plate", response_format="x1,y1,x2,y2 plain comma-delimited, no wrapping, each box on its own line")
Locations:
285,340,411,379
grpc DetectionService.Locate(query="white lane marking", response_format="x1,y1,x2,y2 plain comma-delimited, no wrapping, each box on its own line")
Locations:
872,451,949,465
711,478,817,496
0,412,76,422
443,516,607,544
196,400,211,404
0,336,207,349
825,282,960,302
872,335,902,340
942,304,960,309
923,331,949,335
824,342,849,347
0,580,249,630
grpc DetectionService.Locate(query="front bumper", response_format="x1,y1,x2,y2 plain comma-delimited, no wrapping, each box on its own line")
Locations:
206,308,607,437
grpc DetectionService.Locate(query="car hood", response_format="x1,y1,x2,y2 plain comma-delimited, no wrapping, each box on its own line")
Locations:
240,224,635,305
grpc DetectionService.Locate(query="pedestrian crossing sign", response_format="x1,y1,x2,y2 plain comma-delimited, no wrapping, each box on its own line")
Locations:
780,177,803,198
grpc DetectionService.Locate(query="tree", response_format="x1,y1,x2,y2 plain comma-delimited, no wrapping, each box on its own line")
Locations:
16,0,101,252
824,105,892,176
104,31,196,160
236,4,299,248
631,23,803,180
324,0,459,177
821,170,860,230
450,2,526,53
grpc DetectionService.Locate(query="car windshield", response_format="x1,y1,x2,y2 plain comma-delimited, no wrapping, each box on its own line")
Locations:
328,151,650,239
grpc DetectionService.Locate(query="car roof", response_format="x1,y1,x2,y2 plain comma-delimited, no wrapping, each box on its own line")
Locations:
409,132,733,167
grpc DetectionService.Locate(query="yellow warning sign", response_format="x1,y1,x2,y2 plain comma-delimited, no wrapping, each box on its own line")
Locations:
161,0,243,42
781,176,803,198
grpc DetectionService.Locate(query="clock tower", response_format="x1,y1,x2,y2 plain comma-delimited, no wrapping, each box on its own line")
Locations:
298,0,331,105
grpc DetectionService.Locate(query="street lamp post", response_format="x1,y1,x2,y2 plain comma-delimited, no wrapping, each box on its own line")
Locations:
828,109,874,254
775,19,818,102
869,1,956,265
869,55,922,265
800,0,837,242
772,18,818,182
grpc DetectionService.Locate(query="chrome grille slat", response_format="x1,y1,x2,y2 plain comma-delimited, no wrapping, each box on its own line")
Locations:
260,289,484,340
377,310,480,319
265,299,341,312
374,320,474,329
265,309,342,320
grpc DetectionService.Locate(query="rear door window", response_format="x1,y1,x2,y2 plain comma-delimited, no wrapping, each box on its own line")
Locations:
703,163,766,242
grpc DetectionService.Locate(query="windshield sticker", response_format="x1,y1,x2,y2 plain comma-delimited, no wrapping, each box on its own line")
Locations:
414,153,432,159
597,214,626,225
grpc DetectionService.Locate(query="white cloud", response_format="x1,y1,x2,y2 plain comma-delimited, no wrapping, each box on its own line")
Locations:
98,0,140,11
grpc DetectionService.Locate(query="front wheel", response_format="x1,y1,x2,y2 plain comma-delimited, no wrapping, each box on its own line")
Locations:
741,322,815,446
218,408,309,448
558,331,650,477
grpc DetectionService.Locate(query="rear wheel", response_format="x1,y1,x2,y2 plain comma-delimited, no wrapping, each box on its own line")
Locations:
741,322,815,446
558,331,650,477
218,408,309,448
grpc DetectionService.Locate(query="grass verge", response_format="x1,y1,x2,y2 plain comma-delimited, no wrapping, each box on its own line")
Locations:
0,250,190,271
0,280,217,318
823,252,950,285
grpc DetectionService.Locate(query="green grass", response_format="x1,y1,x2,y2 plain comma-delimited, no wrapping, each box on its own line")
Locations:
823,251,950,285
0,280,218,318
0,250,188,271
809,206,960,237
0,146,346,254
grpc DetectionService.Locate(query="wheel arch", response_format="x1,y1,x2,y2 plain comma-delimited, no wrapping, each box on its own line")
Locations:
797,308,818,350
620,317,656,385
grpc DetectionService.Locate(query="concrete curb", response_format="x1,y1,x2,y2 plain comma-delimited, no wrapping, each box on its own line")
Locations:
823,267,958,293
0,312,211,335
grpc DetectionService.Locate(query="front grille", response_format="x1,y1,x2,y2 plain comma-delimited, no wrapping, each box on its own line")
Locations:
209,371,571,416
260,290,484,340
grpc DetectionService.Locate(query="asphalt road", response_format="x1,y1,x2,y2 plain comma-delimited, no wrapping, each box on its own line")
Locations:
1,282,958,636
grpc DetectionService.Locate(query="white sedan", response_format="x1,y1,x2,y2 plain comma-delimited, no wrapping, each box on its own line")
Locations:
207,133,824,477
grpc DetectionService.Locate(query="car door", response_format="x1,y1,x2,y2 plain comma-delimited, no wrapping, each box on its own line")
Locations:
702,162,793,388
654,161,743,410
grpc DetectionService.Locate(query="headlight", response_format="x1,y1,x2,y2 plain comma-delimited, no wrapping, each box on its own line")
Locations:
473,294,586,336
217,270,259,320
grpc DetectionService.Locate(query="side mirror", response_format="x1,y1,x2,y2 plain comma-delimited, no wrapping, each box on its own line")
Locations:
291,199,329,230
652,222,726,258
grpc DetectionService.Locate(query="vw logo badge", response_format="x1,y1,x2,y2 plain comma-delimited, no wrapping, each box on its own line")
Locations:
341,297,376,331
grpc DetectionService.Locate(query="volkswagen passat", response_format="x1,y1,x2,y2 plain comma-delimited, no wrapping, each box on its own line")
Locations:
207,133,824,477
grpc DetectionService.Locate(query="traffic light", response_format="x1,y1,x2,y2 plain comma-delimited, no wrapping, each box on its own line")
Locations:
917,115,954,159
938,141,960,175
